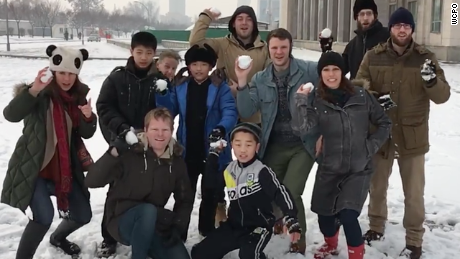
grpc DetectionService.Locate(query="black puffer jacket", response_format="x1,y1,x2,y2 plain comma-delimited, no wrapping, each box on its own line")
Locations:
342,21,390,79
291,85,391,215
96,58,170,143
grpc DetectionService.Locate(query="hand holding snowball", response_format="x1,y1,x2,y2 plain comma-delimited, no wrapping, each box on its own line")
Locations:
31,67,53,92
78,98,93,118
234,56,253,82
206,7,221,20
297,83,314,95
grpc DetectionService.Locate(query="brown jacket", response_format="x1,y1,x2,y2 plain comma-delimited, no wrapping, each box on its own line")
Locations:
85,137,193,242
355,40,451,158
189,10,271,124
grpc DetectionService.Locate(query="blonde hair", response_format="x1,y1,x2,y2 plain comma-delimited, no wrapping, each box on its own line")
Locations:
144,107,174,130
159,50,181,62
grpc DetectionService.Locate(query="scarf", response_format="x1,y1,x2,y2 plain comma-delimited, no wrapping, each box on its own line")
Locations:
51,89,80,218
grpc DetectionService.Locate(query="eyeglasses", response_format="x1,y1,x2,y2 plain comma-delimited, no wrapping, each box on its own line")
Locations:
392,23,412,29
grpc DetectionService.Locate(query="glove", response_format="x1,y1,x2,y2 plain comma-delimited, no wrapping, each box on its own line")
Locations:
319,36,333,53
377,94,397,111
420,59,436,84
209,126,226,143
109,128,138,155
155,78,169,95
162,226,182,247
283,216,302,235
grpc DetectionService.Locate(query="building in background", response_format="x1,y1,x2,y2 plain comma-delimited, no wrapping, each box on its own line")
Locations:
237,0,252,6
258,0,280,24
169,0,186,16
279,0,460,62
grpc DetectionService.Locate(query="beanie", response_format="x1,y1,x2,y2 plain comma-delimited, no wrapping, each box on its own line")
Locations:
353,0,378,20
230,122,262,143
388,7,415,31
317,52,346,76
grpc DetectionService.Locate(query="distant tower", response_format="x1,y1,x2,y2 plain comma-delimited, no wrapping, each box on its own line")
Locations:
237,0,251,7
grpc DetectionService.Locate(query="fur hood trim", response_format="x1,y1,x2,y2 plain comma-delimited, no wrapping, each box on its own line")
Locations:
136,132,183,158
13,83,31,97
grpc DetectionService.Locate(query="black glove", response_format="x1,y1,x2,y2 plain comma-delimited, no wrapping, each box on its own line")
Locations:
209,126,226,143
162,226,182,247
283,216,302,234
319,36,333,53
109,129,131,155
374,93,397,111
420,59,437,85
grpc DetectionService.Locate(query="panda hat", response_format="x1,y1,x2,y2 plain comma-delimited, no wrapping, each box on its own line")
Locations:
46,45,89,75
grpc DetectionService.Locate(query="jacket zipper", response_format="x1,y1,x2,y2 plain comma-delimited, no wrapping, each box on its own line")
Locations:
237,167,244,226
258,208,269,224
362,34,367,56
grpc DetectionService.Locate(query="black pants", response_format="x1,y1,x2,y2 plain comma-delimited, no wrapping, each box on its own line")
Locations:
101,184,117,245
191,221,272,259
182,160,223,240
317,209,363,247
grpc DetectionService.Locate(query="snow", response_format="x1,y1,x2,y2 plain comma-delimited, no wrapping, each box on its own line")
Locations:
0,40,459,259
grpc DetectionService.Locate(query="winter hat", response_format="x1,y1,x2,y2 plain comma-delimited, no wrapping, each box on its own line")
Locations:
46,44,89,75
230,122,262,143
184,44,217,68
353,0,378,20
317,51,346,76
388,7,415,31
228,5,259,37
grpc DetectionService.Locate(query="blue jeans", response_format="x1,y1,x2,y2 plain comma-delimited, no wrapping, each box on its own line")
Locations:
118,203,190,259
30,177,92,226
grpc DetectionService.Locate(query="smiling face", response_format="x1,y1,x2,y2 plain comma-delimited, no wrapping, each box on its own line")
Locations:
188,61,211,82
145,117,173,152
54,71,77,91
233,13,254,41
268,37,291,68
390,23,413,47
321,65,342,89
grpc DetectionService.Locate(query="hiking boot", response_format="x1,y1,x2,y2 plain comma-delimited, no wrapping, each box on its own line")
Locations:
314,231,339,259
400,245,422,259
49,220,84,256
273,218,284,235
215,202,227,227
348,244,365,259
16,220,50,259
289,239,306,255
96,240,117,258
362,229,384,244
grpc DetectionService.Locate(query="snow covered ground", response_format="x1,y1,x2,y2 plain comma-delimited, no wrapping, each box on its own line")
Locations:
0,41,459,258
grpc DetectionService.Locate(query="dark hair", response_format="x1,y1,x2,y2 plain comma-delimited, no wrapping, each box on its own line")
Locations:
131,31,157,51
230,129,259,143
317,75,355,103
266,28,293,56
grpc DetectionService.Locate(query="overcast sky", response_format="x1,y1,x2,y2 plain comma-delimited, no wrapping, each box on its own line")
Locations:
59,0,259,17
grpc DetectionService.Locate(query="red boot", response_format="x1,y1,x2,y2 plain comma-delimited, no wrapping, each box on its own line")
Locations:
314,231,339,259
348,244,365,259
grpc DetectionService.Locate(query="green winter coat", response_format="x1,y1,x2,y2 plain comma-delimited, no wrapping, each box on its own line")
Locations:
1,83,97,212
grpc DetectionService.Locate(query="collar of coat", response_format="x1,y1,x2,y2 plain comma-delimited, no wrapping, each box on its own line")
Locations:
136,132,183,159
110,57,163,77
226,33,266,49
372,38,430,56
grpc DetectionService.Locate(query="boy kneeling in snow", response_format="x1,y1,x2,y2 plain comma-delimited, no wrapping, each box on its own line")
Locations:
191,123,301,259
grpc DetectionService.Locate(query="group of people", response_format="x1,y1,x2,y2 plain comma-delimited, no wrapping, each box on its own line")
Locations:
1,0,452,259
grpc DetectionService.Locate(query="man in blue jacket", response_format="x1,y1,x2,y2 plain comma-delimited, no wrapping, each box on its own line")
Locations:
234,28,320,254
170,44,238,241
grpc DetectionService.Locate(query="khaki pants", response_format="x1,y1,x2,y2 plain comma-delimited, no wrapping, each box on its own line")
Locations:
368,147,426,247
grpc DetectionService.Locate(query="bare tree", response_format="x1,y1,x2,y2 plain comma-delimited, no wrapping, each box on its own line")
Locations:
40,0,62,37
109,9,124,37
123,0,159,26
22,0,38,37
33,1,49,37
8,0,28,38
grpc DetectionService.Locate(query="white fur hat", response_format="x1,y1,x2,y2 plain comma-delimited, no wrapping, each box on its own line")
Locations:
46,45,89,75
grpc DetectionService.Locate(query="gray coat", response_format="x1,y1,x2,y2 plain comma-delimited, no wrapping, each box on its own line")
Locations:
292,85,391,215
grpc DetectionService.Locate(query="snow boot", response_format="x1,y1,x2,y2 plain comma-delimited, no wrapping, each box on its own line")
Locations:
362,229,384,245
399,245,422,259
314,231,339,259
49,220,84,256
96,240,117,258
16,220,50,259
214,202,227,227
348,244,365,259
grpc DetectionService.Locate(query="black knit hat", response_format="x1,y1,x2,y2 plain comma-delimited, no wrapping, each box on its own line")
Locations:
388,7,415,32
353,0,378,20
317,51,346,76
230,122,262,143
184,44,217,68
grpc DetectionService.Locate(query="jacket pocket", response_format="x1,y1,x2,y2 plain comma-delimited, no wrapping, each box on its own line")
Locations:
400,116,428,149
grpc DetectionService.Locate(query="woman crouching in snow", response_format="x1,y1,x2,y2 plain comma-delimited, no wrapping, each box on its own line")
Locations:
291,51,392,259
1,45,96,258
85,108,193,259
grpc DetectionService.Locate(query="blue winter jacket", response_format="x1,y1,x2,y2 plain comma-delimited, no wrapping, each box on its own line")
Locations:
170,79,238,169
